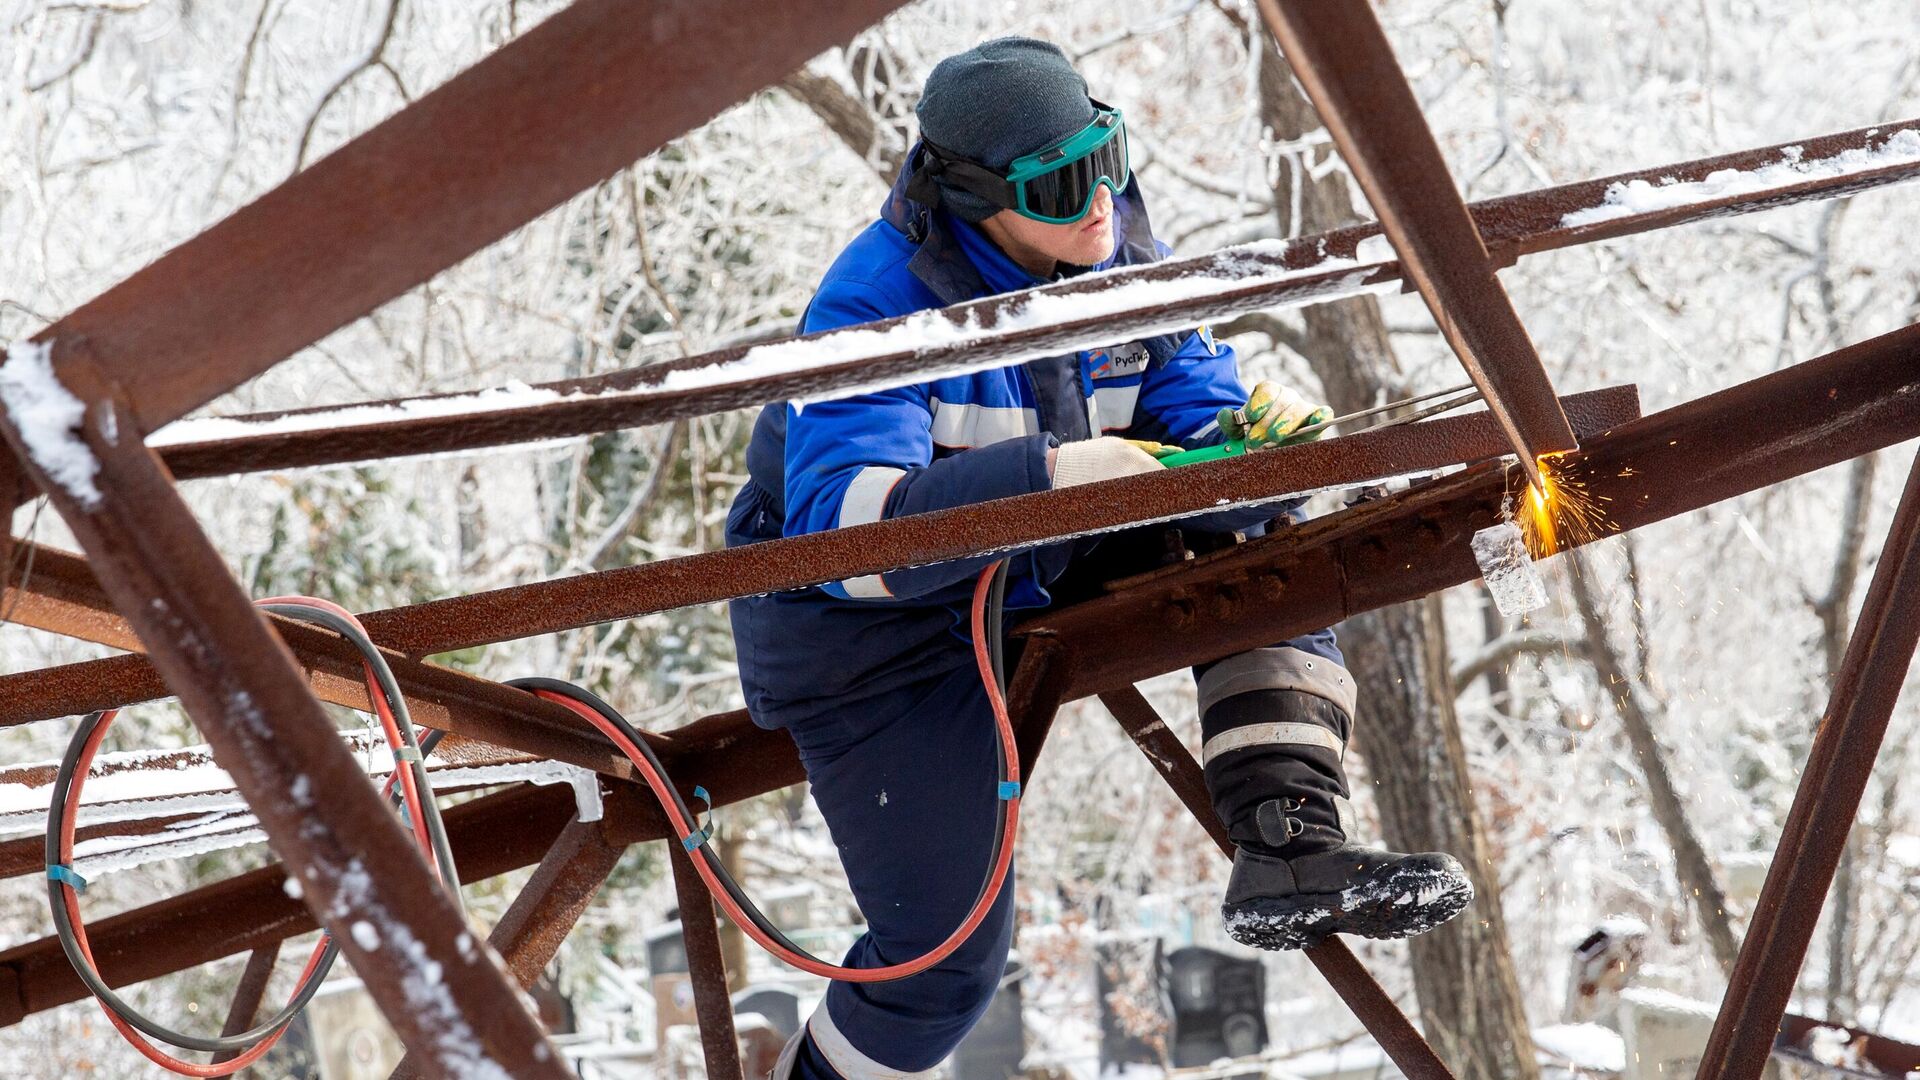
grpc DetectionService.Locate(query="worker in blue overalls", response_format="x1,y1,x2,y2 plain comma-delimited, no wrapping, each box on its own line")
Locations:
726,37,1473,1078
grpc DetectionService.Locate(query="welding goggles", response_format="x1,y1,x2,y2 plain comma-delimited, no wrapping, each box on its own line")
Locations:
911,101,1131,225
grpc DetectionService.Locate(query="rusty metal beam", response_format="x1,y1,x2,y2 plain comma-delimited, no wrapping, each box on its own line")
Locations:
1027,322,1920,699
0,388,1635,732
1693,449,1920,1080
1259,0,1577,490
3,321,1915,1040
391,814,630,1080
208,942,282,1066
316,387,1635,657
0,555,640,778
1775,1014,1920,1076
0,781,570,1026
126,118,1919,483
0,360,567,1075
26,0,911,434
0,703,793,1026
671,840,745,1080
1100,687,1455,1080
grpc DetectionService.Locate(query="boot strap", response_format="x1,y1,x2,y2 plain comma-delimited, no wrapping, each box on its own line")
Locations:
1254,800,1306,847
1335,794,1359,838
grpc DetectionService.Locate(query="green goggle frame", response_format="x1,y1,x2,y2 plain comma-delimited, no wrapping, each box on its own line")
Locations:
914,101,1132,225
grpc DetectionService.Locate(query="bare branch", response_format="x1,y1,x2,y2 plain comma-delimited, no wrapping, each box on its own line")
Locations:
291,0,404,175
1450,628,1580,691
778,66,904,186
1568,551,1742,973
25,13,101,94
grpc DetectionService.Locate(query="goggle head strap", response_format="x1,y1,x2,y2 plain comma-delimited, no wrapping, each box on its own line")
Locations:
906,138,1022,214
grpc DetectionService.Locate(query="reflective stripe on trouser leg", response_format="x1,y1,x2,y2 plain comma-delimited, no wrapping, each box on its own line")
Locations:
1198,647,1356,854
805,1004,939,1080
1195,645,1356,719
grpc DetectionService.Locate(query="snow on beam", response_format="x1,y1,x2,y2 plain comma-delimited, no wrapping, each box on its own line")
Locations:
107,118,1920,483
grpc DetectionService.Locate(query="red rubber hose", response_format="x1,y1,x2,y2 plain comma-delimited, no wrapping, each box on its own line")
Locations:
530,559,1022,982
54,596,446,1076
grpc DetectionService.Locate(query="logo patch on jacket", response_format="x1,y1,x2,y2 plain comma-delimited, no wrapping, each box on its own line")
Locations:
1088,341,1150,379
1197,324,1220,356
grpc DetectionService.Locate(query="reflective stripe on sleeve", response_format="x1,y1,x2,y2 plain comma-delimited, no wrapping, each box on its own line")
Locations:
927,400,1039,448
837,466,904,597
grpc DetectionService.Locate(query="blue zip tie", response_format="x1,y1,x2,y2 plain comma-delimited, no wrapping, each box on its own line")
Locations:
393,746,422,763
47,864,86,893
681,785,716,850
998,781,1021,800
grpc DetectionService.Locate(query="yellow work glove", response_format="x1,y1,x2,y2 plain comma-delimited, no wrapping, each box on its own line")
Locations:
1219,381,1333,449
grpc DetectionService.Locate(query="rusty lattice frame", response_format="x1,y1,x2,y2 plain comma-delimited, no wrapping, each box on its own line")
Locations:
0,2,1916,1078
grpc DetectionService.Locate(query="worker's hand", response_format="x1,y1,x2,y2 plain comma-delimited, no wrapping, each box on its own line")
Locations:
1219,381,1333,450
1123,438,1184,460
1048,436,1166,488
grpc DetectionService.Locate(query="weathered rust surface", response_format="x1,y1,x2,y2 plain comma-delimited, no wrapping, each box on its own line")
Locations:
1775,1014,1920,1076
1260,0,1577,487
0,577,641,779
0,780,572,1026
208,942,282,1065
133,118,1919,482
1027,322,1920,698
0,379,569,1075
0,388,1635,727
1693,450,1920,1080
390,814,630,1080
345,386,1636,657
671,841,745,1080
22,0,911,434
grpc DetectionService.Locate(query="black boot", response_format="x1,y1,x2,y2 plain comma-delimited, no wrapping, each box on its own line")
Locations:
1198,648,1475,951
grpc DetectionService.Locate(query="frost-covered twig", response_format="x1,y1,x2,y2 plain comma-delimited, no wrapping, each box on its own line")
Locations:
291,0,407,175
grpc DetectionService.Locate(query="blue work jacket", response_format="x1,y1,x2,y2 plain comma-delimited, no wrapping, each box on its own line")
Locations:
726,151,1277,729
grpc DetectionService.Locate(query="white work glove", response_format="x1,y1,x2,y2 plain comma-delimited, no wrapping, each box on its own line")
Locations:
1049,436,1166,489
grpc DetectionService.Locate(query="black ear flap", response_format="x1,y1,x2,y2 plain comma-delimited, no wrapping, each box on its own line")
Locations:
904,144,945,207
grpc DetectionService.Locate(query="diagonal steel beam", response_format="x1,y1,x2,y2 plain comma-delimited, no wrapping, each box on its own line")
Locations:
0,362,569,1076
671,841,745,1080
122,116,1920,483
1100,687,1454,1080
390,814,631,1080
208,943,282,1067
1025,322,1920,698
25,0,912,433
1693,449,1920,1080
1259,1,1578,490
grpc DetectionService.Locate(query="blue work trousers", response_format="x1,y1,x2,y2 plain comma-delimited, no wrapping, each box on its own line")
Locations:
781,631,1339,1076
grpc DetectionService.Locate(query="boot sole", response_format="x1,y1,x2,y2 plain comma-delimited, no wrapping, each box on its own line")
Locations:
1221,860,1476,952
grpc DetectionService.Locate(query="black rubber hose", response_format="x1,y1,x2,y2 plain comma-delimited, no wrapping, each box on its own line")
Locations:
257,604,461,901
45,605,456,1054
